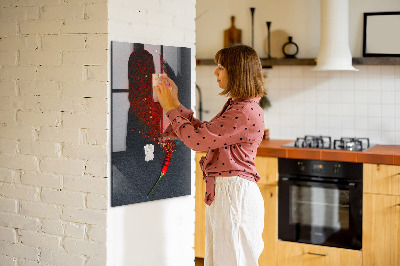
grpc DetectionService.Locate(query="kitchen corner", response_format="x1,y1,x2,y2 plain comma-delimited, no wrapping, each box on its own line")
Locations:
195,140,400,265
195,0,400,265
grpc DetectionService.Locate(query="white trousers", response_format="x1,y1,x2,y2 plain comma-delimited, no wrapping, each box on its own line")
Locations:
205,176,264,266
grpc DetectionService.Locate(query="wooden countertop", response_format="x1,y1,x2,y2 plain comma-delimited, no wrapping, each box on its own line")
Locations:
256,139,400,165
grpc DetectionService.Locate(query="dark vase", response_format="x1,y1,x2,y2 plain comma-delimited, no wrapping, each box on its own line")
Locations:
282,36,299,58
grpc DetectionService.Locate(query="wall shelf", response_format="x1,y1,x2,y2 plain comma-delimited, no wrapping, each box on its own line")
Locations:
196,57,400,67
352,57,400,65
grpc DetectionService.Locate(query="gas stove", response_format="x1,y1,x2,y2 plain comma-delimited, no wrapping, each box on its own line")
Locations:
283,135,373,151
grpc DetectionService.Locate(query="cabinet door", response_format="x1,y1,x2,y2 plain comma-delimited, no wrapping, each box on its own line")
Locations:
255,156,278,186
259,185,278,266
277,241,362,266
195,152,207,258
363,193,400,266
364,164,400,196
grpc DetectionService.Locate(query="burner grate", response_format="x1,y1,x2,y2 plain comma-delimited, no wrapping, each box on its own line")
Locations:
295,135,332,149
288,136,371,151
333,137,370,151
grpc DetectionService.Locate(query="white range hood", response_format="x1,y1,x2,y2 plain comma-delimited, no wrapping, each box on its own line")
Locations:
314,0,358,71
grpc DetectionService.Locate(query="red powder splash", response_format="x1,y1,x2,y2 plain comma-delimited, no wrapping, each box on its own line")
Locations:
161,139,176,156
128,44,177,196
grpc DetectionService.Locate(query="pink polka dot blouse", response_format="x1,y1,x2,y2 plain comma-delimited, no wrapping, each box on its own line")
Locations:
165,97,265,205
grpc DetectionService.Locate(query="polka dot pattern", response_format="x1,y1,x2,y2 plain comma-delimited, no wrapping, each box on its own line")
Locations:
164,97,265,205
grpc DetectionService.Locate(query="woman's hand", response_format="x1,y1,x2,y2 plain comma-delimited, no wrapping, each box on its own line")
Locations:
160,76,180,109
153,76,175,113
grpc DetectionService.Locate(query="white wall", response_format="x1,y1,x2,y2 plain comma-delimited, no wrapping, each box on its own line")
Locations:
196,0,400,58
107,1,197,266
196,0,400,145
265,65,400,144
197,64,400,145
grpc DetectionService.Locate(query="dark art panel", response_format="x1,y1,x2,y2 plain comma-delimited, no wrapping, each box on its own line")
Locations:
111,41,192,207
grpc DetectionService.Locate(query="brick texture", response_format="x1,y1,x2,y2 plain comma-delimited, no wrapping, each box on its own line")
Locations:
0,0,196,264
0,226,17,243
42,219,64,236
19,230,61,251
40,249,85,266
0,1,108,264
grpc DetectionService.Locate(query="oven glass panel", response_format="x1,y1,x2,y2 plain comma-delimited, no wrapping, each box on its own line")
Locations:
290,185,350,243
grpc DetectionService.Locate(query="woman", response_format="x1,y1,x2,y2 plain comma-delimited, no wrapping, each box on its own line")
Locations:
154,44,266,266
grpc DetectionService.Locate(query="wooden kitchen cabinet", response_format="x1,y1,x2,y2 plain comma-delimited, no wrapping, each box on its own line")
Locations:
276,241,362,266
258,184,278,266
256,156,278,266
195,152,207,258
363,193,400,266
363,163,400,266
364,163,400,196
255,156,278,186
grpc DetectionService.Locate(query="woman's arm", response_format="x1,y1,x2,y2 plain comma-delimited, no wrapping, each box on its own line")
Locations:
155,76,204,137
154,76,251,152
175,104,203,128
165,107,249,152
162,104,203,137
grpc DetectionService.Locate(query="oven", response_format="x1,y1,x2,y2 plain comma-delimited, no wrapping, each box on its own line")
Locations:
278,158,363,250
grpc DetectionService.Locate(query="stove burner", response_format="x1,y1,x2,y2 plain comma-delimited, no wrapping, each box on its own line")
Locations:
295,135,332,149
333,137,370,151
287,136,372,151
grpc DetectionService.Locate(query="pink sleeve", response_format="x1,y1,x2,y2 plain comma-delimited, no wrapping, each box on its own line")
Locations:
163,104,202,137
176,104,202,128
166,107,249,152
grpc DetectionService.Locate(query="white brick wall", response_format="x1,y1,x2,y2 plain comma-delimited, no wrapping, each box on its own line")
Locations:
0,0,108,265
1,0,197,264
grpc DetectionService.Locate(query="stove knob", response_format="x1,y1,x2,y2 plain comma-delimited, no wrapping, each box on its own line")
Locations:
298,161,305,171
334,164,341,174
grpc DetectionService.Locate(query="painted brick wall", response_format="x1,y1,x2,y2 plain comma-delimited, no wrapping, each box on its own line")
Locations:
0,0,108,265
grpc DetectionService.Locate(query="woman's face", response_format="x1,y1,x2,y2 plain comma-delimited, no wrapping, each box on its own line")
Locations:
214,64,228,89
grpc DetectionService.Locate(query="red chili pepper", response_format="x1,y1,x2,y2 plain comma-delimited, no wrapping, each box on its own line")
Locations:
161,155,170,174
147,141,175,198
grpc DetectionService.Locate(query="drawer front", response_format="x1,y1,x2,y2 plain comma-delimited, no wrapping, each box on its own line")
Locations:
277,241,362,266
364,164,400,196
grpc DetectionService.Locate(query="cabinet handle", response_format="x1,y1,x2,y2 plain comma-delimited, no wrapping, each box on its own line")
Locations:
397,204,400,207
307,252,328,256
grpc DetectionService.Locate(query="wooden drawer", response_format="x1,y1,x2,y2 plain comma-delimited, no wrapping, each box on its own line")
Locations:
364,164,400,196
276,241,362,266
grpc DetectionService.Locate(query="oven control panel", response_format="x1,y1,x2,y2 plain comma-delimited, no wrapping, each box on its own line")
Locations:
281,158,362,180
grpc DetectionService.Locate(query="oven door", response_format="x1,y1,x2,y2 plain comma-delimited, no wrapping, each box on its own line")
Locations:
278,176,362,250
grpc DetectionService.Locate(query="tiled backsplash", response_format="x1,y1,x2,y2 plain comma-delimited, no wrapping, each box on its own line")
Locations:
196,65,400,145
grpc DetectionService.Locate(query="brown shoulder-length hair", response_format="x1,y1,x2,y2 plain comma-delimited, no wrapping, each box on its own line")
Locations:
214,44,266,99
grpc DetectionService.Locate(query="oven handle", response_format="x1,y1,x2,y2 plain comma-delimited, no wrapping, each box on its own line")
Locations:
280,177,357,189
